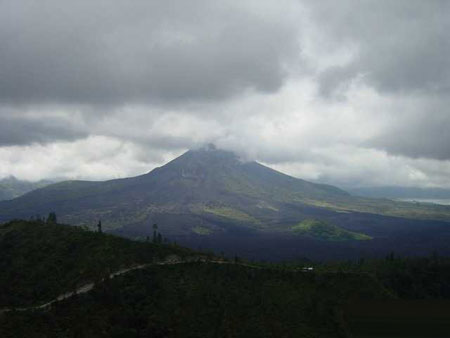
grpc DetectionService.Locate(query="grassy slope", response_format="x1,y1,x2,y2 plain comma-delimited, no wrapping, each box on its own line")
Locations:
0,220,194,307
291,219,372,241
202,206,260,224
191,225,213,235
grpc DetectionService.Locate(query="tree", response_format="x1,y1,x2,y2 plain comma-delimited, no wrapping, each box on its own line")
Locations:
152,224,158,243
386,251,395,262
97,220,102,233
47,212,57,224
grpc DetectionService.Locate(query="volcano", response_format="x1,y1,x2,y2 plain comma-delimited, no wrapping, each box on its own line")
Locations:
2,145,450,260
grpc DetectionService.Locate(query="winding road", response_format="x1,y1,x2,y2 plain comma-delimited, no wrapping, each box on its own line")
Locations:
0,256,257,314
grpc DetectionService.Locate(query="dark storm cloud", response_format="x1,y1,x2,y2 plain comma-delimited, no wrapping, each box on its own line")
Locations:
366,99,450,160
370,128,450,161
0,112,87,146
305,0,450,160
0,0,300,105
308,0,450,96
1,0,450,187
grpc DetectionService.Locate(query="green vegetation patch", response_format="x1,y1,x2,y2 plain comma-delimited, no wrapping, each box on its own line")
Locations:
292,219,372,241
192,225,213,235
203,206,259,224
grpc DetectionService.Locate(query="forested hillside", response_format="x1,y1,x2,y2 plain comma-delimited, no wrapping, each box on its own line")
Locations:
2,219,450,337
0,220,194,308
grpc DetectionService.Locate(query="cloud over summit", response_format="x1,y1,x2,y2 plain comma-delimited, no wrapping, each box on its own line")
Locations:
1,0,449,188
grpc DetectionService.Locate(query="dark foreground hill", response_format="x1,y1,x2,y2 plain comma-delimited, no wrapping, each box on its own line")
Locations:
0,220,194,308
1,145,450,260
2,220,450,338
0,220,381,337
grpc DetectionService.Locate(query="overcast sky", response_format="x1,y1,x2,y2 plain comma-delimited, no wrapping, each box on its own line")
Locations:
1,0,449,188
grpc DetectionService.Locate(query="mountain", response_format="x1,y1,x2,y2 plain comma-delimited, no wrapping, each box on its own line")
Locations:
1,145,450,260
0,176,54,201
0,145,350,230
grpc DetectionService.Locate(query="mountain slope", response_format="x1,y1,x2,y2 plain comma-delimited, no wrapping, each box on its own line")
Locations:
0,146,350,230
1,146,449,226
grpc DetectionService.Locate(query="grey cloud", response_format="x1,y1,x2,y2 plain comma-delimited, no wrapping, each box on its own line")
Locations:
366,101,450,160
307,0,450,96
303,0,450,160
0,112,87,146
317,65,357,97
0,0,301,106
1,0,450,188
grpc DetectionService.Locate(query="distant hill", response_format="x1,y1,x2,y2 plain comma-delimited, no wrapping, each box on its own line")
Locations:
1,145,450,260
0,176,54,201
350,186,450,200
